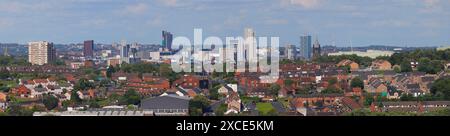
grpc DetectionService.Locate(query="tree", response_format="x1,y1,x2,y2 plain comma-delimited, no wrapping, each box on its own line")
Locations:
43,95,59,110
214,104,227,116
321,87,342,94
284,80,293,86
189,95,210,116
0,69,10,79
431,78,450,100
106,65,116,78
52,59,66,66
393,66,401,73
328,77,338,85
74,78,94,91
400,61,412,73
418,58,442,74
71,91,82,104
122,89,141,105
6,104,34,116
89,100,101,108
269,84,281,96
209,86,220,100
400,93,415,101
351,77,364,89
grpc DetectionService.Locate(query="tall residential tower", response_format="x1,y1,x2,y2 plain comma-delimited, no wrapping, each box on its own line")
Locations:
83,40,94,58
28,41,56,65
300,35,312,60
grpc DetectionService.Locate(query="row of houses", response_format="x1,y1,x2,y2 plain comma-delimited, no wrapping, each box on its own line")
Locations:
10,78,74,99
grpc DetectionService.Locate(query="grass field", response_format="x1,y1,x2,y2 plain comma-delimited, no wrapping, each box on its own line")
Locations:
256,102,274,114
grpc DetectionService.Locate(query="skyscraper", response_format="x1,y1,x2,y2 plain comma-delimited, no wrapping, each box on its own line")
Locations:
244,28,256,63
83,40,94,58
162,31,173,51
286,44,296,60
312,37,321,60
120,40,130,63
28,41,56,65
300,35,312,60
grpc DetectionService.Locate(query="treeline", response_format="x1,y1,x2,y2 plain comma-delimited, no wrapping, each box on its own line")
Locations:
107,62,180,83
0,56,30,66
315,49,450,74
315,54,373,67
388,49,449,74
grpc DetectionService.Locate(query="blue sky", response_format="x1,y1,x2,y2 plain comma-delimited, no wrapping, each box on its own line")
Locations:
0,0,449,47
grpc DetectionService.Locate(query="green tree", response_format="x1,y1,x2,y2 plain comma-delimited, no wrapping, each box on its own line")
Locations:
284,80,293,86
214,104,227,116
431,78,450,100
0,69,11,79
189,95,210,116
400,61,413,73
74,78,94,91
106,65,116,78
71,91,82,104
209,85,220,100
418,58,442,74
393,66,401,73
121,89,141,105
321,87,342,94
43,95,59,110
269,84,281,96
351,77,364,89
328,77,338,85
6,104,34,116
89,100,101,108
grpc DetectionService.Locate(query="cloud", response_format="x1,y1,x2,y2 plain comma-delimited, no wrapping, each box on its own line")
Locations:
123,3,149,14
281,0,322,9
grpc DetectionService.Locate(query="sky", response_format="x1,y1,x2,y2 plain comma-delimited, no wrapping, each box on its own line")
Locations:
0,0,449,47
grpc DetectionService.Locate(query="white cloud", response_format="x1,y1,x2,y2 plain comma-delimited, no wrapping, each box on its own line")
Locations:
281,0,322,9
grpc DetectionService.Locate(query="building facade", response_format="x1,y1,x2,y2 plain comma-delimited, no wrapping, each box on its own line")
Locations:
83,40,94,58
286,44,296,60
312,38,321,60
300,35,312,60
28,41,56,65
162,31,173,51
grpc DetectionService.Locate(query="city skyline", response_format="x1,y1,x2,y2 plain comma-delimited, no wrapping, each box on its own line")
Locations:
0,0,449,47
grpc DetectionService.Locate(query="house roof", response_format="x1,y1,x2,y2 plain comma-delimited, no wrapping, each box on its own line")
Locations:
34,87,47,92
369,78,383,88
341,97,362,110
407,84,420,89
140,95,190,110
421,76,435,82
